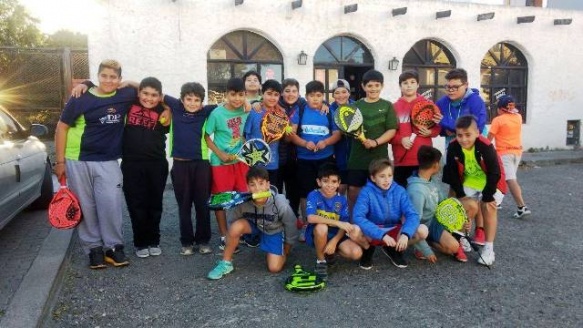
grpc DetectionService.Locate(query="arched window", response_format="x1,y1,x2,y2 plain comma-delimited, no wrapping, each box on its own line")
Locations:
481,43,528,122
314,36,374,101
207,31,283,104
403,39,456,102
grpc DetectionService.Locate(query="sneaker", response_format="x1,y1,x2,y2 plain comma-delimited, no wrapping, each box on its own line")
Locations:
381,246,408,268
324,253,337,266
513,206,532,219
135,247,150,258
413,249,426,260
477,247,495,266
198,244,212,254
148,246,162,256
180,246,194,256
104,245,129,267
454,245,468,263
459,237,473,253
473,227,486,246
207,260,234,280
242,234,260,248
496,203,503,210
314,261,328,281
359,246,375,270
298,224,307,243
89,246,107,269
219,237,240,254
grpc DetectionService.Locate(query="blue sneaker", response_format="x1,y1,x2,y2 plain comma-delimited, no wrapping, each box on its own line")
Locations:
207,260,234,280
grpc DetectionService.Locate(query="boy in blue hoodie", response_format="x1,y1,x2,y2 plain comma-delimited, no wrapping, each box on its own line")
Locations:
352,158,427,270
406,146,469,263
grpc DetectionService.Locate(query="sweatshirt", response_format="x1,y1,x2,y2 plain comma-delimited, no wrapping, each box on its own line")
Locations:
436,88,487,136
406,173,446,225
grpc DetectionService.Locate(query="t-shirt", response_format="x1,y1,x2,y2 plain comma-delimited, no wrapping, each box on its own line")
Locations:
305,189,349,237
462,146,487,191
122,103,169,161
243,107,279,170
165,95,215,161
290,106,337,160
489,112,523,155
205,105,248,166
60,87,136,161
347,98,398,170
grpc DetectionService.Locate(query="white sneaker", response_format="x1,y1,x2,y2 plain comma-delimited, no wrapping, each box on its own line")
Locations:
513,206,532,219
180,246,194,256
477,247,495,266
298,224,307,242
135,248,150,258
199,245,212,254
149,246,162,256
460,237,473,253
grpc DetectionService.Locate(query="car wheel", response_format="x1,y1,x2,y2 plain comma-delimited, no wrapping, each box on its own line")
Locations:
30,160,54,209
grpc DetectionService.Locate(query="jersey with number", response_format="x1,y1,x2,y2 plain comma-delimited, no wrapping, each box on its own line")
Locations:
305,189,349,237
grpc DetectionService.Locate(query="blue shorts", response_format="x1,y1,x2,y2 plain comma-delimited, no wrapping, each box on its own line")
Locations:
427,219,445,243
304,224,347,248
249,222,284,256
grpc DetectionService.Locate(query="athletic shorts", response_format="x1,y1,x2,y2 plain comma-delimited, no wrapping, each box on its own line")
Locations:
501,153,521,181
211,162,249,194
249,222,285,256
304,224,348,248
369,224,401,246
463,186,504,205
427,219,446,243
297,157,334,197
346,169,369,187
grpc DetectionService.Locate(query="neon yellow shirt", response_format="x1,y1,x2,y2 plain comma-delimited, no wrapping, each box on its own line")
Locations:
462,146,487,191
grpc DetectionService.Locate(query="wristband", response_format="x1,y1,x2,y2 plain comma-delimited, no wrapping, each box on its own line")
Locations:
374,139,379,146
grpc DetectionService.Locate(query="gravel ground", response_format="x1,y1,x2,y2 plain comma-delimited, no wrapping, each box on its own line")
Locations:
44,164,583,328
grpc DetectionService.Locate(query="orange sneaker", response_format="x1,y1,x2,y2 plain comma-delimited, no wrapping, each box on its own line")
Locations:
454,245,468,263
473,227,486,246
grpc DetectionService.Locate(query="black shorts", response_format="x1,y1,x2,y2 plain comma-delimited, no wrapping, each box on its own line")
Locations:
393,165,418,188
297,157,334,197
346,169,369,187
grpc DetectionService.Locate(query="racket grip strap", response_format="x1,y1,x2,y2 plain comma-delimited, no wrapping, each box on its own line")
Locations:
252,191,272,199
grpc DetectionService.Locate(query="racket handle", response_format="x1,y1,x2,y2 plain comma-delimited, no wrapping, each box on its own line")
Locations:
410,133,417,143
58,176,67,187
251,191,271,200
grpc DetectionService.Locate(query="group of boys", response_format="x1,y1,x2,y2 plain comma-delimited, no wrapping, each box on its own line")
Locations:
56,59,530,282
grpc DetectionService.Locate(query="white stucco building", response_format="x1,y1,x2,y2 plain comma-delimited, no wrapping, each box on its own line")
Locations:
89,0,582,150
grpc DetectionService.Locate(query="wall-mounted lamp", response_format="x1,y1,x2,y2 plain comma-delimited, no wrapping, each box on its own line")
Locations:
298,51,308,65
388,57,399,71
392,7,407,16
291,0,302,10
517,16,535,24
344,4,358,14
235,0,244,6
436,10,451,19
477,12,495,21
554,18,572,25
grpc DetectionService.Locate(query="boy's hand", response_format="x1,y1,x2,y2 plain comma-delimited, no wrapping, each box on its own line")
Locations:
315,140,327,151
432,112,443,125
324,240,338,255
426,254,438,264
395,235,409,252
401,137,413,149
338,222,354,234
417,127,431,137
218,152,235,163
53,163,66,181
362,139,376,149
319,103,329,115
244,101,253,113
305,141,317,151
252,102,262,113
463,221,472,233
71,84,88,98
382,234,396,247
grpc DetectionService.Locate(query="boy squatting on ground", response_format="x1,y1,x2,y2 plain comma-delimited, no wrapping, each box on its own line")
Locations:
487,95,531,219
406,146,470,263
304,163,368,280
204,77,250,252
442,115,507,266
352,158,427,270
207,167,298,280
346,70,398,212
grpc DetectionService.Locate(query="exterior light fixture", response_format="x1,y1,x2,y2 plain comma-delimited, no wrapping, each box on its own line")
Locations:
477,12,495,21
436,10,451,19
388,57,399,71
554,18,572,25
392,7,407,16
298,51,308,65
517,16,535,24
291,0,302,10
344,4,358,14
235,0,244,6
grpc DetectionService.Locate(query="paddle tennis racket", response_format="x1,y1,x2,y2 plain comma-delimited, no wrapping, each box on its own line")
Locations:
411,101,441,129
333,105,366,142
261,108,292,144
48,176,82,229
207,190,272,210
435,198,490,269
233,138,272,167
284,264,326,292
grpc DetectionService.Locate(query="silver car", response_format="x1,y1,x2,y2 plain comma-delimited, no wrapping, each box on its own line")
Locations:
0,105,53,229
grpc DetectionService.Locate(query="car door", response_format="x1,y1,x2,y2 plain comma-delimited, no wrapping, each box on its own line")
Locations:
0,109,24,222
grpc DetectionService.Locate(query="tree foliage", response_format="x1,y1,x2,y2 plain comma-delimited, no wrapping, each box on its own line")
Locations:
45,30,87,48
0,0,45,47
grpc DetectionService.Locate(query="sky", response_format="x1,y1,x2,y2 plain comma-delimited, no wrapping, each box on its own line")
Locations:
19,0,100,34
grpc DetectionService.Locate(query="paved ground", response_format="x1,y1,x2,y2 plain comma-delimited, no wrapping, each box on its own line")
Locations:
39,162,583,328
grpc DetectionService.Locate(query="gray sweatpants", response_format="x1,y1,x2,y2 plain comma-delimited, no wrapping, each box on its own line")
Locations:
66,160,124,254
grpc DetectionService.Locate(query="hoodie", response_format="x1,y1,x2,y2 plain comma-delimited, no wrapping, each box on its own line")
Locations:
391,95,441,167
406,173,446,225
436,88,487,136
352,180,420,240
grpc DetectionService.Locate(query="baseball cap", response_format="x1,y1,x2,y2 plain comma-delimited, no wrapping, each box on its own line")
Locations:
497,95,518,113
331,79,350,92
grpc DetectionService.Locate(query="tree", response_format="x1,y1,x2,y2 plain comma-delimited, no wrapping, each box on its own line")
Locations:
0,0,45,47
45,30,88,48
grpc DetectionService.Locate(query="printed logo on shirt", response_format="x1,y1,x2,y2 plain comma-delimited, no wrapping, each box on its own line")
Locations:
99,107,122,124
399,114,411,123
127,105,158,129
316,209,339,221
227,116,243,138
301,124,329,136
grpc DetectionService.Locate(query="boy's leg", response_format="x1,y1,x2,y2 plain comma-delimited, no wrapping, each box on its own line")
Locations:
93,161,125,250
337,239,363,260
146,160,169,247
432,231,460,255
224,220,252,261
313,224,329,261
192,161,212,245
507,179,525,207
346,169,368,218
407,224,429,246
481,201,498,243
171,162,196,247
282,160,301,217
121,161,149,249
215,210,228,236
261,231,287,273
